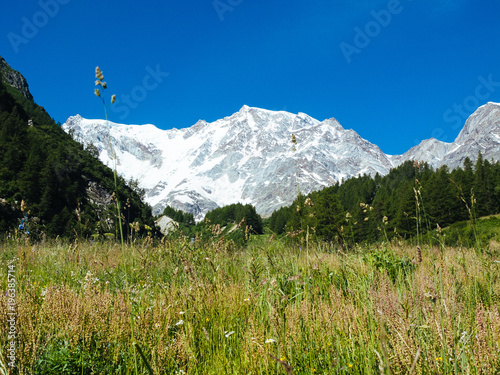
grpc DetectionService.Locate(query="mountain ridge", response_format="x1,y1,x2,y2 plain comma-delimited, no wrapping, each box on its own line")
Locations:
63,102,500,220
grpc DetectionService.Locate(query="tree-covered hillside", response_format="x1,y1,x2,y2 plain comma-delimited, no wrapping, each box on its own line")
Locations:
0,73,156,239
269,157,500,245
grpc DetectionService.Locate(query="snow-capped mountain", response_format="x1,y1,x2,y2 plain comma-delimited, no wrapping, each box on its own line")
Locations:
394,102,500,169
63,102,500,220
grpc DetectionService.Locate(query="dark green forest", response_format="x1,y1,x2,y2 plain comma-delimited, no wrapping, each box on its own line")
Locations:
0,73,157,239
162,205,195,227
269,157,500,246
162,203,263,246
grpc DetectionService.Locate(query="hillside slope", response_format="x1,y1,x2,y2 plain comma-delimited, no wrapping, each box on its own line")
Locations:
0,57,156,238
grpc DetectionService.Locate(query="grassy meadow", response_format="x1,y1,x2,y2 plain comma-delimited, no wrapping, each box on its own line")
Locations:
0,233,499,374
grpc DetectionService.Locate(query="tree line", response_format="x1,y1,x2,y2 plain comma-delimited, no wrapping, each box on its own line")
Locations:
269,156,500,245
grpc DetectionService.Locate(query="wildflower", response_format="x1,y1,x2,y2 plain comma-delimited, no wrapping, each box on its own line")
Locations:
225,331,235,338
347,363,353,368
179,311,185,315
265,338,276,344
175,320,184,326
280,357,286,362
436,357,443,361
206,318,209,322
364,217,369,221
244,297,250,302
154,323,160,328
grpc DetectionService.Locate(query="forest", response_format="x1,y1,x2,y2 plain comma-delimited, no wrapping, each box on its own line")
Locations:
268,155,500,246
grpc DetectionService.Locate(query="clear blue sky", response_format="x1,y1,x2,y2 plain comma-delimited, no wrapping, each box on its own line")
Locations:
2,0,500,154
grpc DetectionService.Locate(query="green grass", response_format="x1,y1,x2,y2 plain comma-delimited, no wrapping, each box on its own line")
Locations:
0,236,499,374
442,214,500,250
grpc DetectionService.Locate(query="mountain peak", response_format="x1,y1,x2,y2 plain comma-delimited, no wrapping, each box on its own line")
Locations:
0,56,34,101
454,100,500,146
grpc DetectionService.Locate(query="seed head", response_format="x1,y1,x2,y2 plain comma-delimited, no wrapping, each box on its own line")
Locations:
111,94,116,104
94,88,101,97
416,246,422,263
102,82,107,89
95,66,104,80
95,80,102,86
291,133,297,145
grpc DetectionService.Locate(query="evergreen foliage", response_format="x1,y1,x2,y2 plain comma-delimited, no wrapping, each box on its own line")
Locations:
0,79,157,239
269,157,500,246
205,203,263,235
162,205,195,226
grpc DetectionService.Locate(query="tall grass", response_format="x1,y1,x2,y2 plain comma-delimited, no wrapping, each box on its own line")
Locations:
1,235,499,374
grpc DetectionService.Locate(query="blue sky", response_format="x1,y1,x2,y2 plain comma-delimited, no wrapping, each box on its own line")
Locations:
1,0,500,154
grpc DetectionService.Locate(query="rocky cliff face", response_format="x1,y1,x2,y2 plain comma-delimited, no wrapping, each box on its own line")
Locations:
0,56,34,101
63,103,500,220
